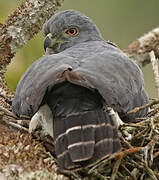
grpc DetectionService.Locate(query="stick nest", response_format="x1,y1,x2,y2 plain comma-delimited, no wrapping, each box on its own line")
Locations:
0,101,159,180
67,103,159,180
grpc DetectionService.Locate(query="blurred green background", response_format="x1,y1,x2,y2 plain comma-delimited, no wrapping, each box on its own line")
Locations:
1,0,159,97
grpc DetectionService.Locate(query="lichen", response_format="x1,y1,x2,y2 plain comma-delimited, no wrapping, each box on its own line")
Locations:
18,169,68,180
0,0,64,103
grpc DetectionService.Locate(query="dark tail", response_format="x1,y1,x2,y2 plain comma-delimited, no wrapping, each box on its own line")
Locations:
53,109,121,170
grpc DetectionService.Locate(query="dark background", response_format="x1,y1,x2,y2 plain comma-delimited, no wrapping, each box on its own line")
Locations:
1,0,159,97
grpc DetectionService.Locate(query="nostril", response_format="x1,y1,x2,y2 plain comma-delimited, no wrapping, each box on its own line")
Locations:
68,67,72,71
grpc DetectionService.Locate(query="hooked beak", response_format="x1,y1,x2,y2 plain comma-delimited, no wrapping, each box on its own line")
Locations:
44,33,58,52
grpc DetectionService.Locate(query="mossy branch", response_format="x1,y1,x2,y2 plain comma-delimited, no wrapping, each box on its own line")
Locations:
124,27,159,67
0,0,64,105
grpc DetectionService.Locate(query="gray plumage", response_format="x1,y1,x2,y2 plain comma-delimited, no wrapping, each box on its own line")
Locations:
12,10,149,170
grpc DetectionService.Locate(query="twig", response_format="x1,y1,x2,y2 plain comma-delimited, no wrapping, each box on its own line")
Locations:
88,154,116,174
0,93,12,105
147,106,159,117
0,119,29,133
89,147,141,176
143,163,158,180
154,150,159,159
131,127,149,140
0,105,30,133
110,157,122,180
121,123,146,129
8,122,29,133
121,164,137,180
148,117,155,140
126,98,159,116
115,147,142,159
150,50,159,98
120,135,133,148
89,170,107,180
0,105,18,119
140,173,145,180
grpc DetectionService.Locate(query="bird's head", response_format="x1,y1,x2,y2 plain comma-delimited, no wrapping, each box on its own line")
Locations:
43,10,103,54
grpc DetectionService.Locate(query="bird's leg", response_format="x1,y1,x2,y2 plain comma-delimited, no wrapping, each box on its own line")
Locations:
104,106,124,128
29,104,53,138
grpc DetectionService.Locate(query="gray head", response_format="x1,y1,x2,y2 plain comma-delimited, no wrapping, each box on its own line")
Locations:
43,10,103,54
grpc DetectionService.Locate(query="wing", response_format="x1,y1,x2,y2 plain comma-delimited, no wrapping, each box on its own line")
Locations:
12,54,75,117
12,42,148,121
74,49,149,122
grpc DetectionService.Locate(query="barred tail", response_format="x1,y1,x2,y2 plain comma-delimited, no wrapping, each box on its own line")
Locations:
53,109,121,170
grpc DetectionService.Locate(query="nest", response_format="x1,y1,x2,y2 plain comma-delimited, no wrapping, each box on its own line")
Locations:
0,100,159,180
62,102,159,180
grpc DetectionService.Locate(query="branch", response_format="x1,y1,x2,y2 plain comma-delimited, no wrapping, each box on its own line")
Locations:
126,98,159,116
0,105,17,119
0,0,63,69
124,27,159,67
150,51,159,97
0,0,64,103
0,93,12,105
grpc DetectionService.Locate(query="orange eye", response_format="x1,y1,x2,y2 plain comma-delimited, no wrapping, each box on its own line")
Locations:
65,28,78,36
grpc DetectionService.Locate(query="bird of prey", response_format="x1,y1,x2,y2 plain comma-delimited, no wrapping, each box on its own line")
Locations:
12,10,149,171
